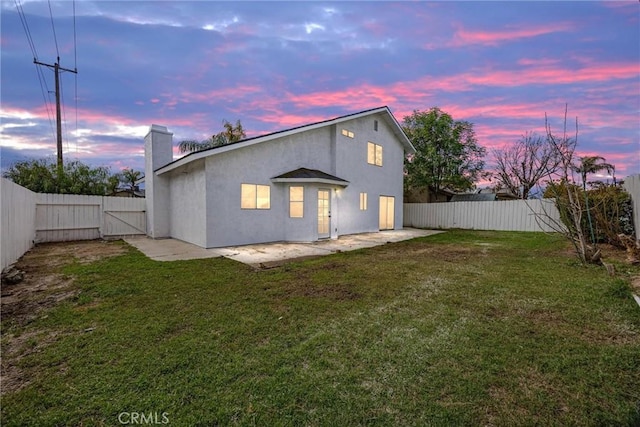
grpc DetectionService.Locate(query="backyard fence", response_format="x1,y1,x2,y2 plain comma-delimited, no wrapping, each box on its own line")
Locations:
1,178,37,271
1,178,146,270
35,193,146,243
403,199,562,232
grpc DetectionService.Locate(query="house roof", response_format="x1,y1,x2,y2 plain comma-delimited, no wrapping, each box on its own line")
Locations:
155,106,414,176
450,193,497,202
271,168,349,187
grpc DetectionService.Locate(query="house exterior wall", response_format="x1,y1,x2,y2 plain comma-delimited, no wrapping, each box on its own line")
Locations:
147,109,411,248
168,159,207,247
333,113,405,234
204,126,335,247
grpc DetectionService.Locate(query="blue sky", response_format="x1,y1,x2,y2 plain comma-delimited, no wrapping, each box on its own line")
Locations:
1,1,638,183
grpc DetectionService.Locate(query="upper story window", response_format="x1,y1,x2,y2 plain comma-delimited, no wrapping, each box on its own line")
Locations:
374,120,378,131
289,186,304,218
341,129,354,138
241,183,270,209
367,142,383,166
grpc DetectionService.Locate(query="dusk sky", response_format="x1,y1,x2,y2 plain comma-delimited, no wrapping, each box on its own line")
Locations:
1,1,638,184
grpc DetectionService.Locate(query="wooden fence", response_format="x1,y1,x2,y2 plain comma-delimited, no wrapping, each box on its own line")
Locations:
403,199,561,232
35,193,146,243
1,178,146,270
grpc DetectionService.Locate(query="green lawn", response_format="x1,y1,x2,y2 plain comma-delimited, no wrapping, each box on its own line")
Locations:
2,231,639,426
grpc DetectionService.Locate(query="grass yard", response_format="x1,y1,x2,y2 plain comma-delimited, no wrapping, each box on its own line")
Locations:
2,230,639,426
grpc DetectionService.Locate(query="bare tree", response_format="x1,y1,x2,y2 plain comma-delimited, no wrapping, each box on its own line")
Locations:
493,132,561,199
533,105,600,265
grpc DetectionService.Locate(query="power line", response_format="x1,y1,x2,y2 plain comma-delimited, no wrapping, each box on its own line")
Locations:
60,71,69,153
35,65,56,141
47,0,60,58
14,0,37,59
73,0,79,154
73,0,77,70
15,0,79,165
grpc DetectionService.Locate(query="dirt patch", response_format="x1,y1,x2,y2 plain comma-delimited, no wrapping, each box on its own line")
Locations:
2,240,125,327
1,240,126,395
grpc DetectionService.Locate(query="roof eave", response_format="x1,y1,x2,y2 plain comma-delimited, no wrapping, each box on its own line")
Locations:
271,177,349,187
155,106,415,175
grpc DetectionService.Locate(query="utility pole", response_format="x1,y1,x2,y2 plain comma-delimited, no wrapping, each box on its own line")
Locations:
34,56,77,170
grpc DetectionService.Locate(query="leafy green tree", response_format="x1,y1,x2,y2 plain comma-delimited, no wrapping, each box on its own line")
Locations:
402,108,486,194
3,158,115,195
178,119,246,153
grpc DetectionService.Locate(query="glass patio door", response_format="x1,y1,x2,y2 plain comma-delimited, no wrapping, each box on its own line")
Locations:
318,189,330,238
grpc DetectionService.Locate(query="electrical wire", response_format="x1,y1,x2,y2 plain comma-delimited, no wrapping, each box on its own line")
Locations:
14,0,37,59
48,0,60,58
35,63,56,141
73,0,79,154
60,73,69,154
15,0,56,141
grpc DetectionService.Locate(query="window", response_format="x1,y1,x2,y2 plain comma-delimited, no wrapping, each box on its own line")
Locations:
289,186,304,218
360,192,368,210
241,184,270,209
341,129,354,138
367,142,383,166
374,120,378,131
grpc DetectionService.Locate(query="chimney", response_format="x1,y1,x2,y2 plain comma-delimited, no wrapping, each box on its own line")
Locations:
144,125,173,238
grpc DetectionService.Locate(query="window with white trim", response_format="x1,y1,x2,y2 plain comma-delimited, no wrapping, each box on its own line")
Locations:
289,186,304,218
367,142,383,166
341,129,354,138
241,184,270,209
360,192,368,210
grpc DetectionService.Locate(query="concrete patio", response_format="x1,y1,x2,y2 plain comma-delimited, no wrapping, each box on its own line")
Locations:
124,228,442,267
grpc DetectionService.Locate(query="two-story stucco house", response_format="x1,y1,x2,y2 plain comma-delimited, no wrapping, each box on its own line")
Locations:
144,106,415,248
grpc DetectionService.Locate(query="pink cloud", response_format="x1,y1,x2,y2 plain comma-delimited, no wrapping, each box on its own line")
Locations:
448,22,574,47
287,84,397,110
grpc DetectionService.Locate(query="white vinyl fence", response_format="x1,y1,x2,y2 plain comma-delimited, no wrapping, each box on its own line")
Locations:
1,178,37,271
404,199,562,232
1,178,146,270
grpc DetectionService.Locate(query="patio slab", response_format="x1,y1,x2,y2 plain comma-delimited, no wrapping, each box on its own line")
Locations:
125,228,443,266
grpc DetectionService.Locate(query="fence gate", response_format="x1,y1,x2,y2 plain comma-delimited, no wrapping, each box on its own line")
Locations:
102,196,146,238
103,209,146,237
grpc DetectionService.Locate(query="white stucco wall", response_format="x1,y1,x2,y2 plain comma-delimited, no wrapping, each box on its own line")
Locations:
334,113,405,234
168,159,207,247
148,110,410,248
204,126,334,247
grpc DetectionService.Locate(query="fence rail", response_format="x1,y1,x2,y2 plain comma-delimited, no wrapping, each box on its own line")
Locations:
403,199,562,232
